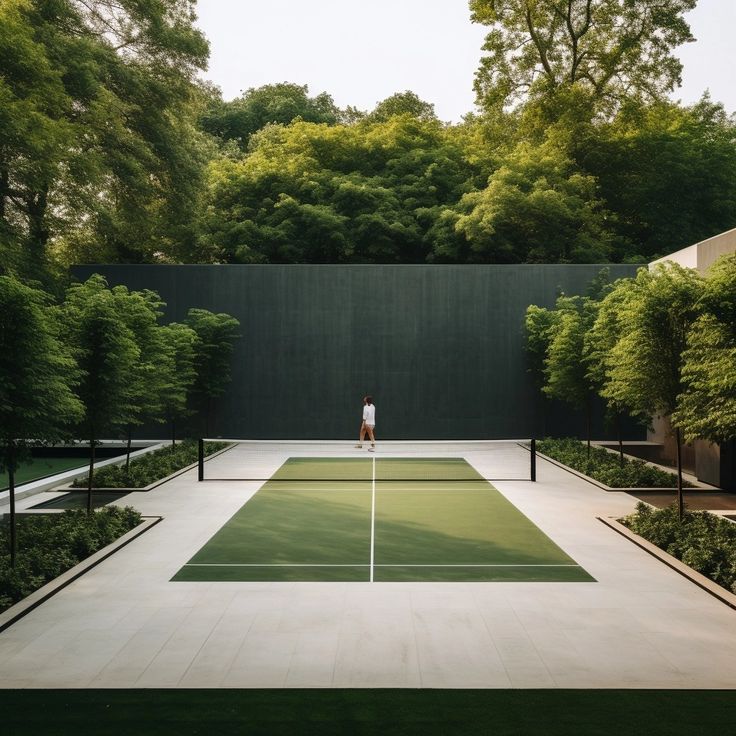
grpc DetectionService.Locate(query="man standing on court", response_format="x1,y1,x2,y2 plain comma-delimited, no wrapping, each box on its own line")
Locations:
356,395,376,452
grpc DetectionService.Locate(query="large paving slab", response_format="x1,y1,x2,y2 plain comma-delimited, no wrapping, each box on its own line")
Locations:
2,441,736,689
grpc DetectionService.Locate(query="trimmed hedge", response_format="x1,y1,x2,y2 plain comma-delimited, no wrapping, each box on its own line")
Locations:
622,502,736,593
537,437,691,488
0,506,142,612
72,440,228,489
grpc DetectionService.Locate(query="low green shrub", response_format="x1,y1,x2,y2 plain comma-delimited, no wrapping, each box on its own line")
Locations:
536,437,691,488
72,440,228,489
0,506,142,612
622,502,736,593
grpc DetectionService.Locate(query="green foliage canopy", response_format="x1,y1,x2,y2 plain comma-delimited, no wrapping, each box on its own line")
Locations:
201,82,341,149
470,0,696,115
0,0,210,280
673,255,736,444
0,275,82,461
61,275,140,441
601,264,702,421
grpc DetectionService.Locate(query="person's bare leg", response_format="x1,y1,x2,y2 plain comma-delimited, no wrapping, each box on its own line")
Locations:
356,421,366,448
366,425,375,450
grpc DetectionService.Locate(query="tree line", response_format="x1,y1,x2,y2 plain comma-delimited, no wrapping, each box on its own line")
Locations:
0,273,239,565
3,1,736,285
525,254,736,518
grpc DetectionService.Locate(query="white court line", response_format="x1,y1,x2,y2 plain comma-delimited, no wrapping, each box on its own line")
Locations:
184,563,581,568
185,563,369,567
370,454,376,582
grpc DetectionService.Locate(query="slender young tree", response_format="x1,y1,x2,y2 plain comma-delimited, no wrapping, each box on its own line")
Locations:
673,255,736,448
111,287,169,469
159,322,198,446
602,264,702,518
185,309,240,437
585,277,640,465
0,276,83,565
542,295,599,454
62,275,139,511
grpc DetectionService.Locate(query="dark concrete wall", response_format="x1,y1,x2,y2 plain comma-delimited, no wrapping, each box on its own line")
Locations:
71,264,641,440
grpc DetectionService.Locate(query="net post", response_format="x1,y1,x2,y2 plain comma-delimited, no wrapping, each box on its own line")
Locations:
530,438,536,482
198,438,204,482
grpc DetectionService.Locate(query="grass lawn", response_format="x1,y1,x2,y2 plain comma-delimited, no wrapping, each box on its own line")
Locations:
1,689,734,735
172,457,592,583
2,456,89,490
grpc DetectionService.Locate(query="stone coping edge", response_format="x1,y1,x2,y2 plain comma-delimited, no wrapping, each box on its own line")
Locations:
598,516,736,611
0,516,163,634
0,443,165,506
532,447,716,493
55,443,236,493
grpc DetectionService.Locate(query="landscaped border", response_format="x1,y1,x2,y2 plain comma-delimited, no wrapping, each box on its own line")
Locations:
55,442,236,493
0,515,163,633
598,515,736,610
531,445,716,493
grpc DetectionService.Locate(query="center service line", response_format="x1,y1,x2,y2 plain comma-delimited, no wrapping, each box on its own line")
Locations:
370,455,376,583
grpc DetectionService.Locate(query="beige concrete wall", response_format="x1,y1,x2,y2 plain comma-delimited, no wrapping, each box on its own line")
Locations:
650,226,736,274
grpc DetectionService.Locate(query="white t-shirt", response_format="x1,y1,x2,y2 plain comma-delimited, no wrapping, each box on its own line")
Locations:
363,403,376,426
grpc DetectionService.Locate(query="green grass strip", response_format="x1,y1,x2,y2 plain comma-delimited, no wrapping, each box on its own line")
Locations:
3,457,88,490
1,689,734,735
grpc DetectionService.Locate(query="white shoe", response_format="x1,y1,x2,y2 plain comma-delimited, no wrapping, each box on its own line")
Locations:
368,446,375,452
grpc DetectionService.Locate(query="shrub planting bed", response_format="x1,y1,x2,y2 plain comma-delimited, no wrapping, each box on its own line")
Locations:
0,506,142,612
536,438,691,488
621,502,736,593
72,440,228,489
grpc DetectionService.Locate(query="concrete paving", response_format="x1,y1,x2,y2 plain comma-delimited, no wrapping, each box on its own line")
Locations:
2,441,736,689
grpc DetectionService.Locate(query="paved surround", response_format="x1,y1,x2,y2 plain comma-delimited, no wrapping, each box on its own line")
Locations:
2,441,736,689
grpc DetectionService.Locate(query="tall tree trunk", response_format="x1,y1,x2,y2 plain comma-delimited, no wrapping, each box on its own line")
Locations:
87,436,96,514
0,158,8,223
585,393,592,459
125,424,132,472
675,426,684,521
171,418,176,447
616,413,624,467
8,441,17,568
26,185,50,273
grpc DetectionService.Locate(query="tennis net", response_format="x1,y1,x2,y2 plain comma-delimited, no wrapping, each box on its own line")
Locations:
197,439,538,483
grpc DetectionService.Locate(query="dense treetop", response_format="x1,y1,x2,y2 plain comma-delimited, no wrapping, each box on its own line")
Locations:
2,0,735,279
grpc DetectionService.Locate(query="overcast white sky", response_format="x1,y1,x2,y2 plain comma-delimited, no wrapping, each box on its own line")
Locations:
194,0,736,122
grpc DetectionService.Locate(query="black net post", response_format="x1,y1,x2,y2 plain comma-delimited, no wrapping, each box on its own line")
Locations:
198,439,204,481
530,438,536,482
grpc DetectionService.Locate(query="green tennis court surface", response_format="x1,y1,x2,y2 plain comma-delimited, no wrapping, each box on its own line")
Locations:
172,457,593,583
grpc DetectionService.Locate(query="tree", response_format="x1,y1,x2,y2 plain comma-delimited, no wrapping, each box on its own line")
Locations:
199,116,475,264
453,139,616,262
524,290,601,449
584,276,642,464
0,0,210,280
673,255,736,446
543,295,599,451
470,0,696,116
367,92,438,123
524,303,559,388
185,309,240,436
0,275,83,565
602,264,702,518
110,287,169,468
62,275,139,511
159,322,198,445
579,97,736,260
200,83,341,149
